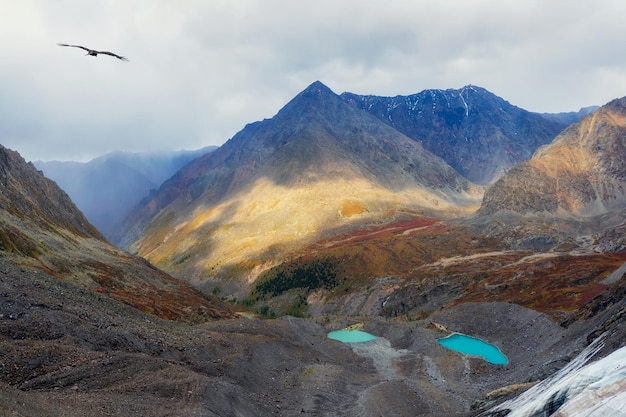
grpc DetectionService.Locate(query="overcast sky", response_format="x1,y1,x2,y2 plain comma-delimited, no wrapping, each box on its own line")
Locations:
2,0,626,162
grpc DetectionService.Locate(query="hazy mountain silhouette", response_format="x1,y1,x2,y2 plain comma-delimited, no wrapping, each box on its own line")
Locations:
35,147,216,240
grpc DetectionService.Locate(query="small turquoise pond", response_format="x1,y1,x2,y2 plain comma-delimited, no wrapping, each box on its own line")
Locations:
328,329,377,343
438,334,508,365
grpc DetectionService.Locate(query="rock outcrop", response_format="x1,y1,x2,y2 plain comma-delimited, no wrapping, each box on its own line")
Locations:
478,96,626,220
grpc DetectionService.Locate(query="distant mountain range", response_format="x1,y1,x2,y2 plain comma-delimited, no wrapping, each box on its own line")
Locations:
110,81,595,291
342,85,586,184
34,147,216,241
35,84,591,245
111,82,485,290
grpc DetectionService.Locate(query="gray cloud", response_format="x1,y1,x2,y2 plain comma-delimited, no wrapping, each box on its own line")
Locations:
2,0,626,162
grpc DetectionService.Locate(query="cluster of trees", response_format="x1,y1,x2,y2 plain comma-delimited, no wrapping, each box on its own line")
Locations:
253,258,339,298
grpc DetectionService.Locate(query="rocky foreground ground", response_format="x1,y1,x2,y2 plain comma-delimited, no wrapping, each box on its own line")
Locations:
1,255,625,416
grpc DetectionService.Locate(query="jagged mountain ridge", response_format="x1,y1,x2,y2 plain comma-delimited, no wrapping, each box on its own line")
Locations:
125,82,474,217
35,147,216,241
478,96,626,220
342,85,574,184
114,81,481,286
0,144,231,321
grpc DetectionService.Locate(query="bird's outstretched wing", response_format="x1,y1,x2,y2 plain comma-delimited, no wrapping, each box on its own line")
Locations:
97,50,129,61
57,43,129,61
57,43,91,52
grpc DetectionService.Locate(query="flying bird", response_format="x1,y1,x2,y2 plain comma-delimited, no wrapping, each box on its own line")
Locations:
57,43,129,61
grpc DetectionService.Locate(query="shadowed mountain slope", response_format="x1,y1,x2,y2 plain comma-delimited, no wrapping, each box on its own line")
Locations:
0,144,231,322
342,85,575,184
114,81,482,288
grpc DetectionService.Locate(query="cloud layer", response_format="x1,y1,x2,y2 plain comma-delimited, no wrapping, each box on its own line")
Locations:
2,0,626,161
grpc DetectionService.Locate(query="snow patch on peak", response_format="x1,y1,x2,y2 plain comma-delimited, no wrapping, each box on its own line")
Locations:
459,90,470,117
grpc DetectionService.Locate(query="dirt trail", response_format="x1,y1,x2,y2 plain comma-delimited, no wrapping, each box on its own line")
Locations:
420,250,520,268
313,218,442,251
420,250,585,269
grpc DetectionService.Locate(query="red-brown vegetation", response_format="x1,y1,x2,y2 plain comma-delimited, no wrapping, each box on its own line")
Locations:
84,260,233,322
456,252,626,319
281,216,502,294
274,214,626,321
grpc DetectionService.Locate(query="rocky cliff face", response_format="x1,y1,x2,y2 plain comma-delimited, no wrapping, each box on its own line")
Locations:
0,145,103,242
0,144,231,322
114,81,482,287
342,85,572,184
478,96,626,220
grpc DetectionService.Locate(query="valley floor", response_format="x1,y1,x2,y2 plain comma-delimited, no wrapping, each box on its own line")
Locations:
2,256,625,416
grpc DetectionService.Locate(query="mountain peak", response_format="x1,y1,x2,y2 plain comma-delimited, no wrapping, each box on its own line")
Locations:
288,81,337,105
274,81,344,122
459,84,487,93
287,80,337,104
303,80,333,94
115,80,477,283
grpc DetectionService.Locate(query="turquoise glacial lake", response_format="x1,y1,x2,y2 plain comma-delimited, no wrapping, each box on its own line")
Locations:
438,334,508,365
328,329,377,343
